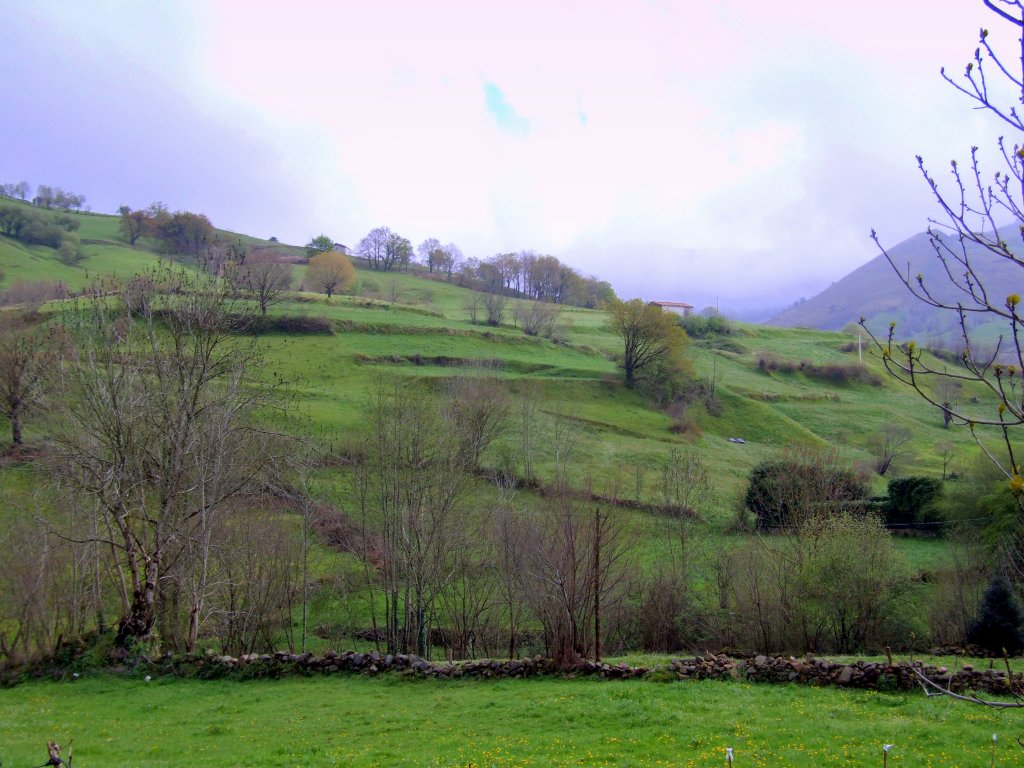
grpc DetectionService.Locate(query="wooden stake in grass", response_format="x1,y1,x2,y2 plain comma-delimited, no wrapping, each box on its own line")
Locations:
991,733,997,768
726,746,734,766
883,743,893,768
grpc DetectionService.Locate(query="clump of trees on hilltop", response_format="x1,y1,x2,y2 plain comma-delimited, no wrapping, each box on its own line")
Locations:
353,227,615,309
0,181,87,211
117,202,214,260
0,204,84,264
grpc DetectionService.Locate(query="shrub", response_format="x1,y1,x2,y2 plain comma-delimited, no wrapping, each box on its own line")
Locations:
514,300,561,337
883,476,945,532
1,279,65,317
680,312,732,339
745,446,869,530
966,574,1024,656
757,353,882,385
234,314,334,335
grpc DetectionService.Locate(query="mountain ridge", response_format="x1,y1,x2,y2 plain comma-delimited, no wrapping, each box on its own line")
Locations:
767,226,1024,346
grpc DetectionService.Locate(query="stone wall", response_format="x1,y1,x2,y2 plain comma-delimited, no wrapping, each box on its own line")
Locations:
140,649,1022,696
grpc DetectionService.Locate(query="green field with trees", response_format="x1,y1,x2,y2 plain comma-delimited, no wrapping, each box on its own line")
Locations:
6,22,1024,751
0,191,1014,664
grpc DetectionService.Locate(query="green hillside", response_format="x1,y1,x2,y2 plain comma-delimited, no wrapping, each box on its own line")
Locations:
0,198,295,292
0,202,998,668
0,202,985,516
2,208,985,519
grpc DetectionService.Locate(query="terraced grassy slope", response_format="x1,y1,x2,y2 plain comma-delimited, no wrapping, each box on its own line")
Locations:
0,203,987,514
0,202,988,648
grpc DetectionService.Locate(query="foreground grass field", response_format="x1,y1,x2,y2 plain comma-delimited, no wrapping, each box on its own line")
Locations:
0,675,1014,767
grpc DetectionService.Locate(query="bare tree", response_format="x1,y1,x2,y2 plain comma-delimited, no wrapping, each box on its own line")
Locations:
659,447,714,518
551,406,582,491
493,501,531,658
514,300,561,338
439,243,461,280
482,292,506,326
2,280,63,318
212,504,302,655
417,237,441,271
864,0,1024,493
51,268,288,647
0,320,56,445
522,491,634,667
464,293,483,325
444,378,511,470
868,424,913,476
936,439,957,480
517,383,540,483
361,380,472,656
435,516,494,659
230,250,293,315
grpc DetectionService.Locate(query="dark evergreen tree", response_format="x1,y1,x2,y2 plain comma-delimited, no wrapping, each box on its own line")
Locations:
967,575,1024,656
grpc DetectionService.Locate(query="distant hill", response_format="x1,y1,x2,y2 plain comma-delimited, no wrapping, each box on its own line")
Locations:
0,196,301,292
768,227,1024,347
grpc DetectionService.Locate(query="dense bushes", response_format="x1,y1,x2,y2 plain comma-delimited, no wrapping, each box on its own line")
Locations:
0,205,83,263
882,476,945,532
757,353,882,385
679,312,732,338
235,313,334,335
744,446,870,530
713,513,911,653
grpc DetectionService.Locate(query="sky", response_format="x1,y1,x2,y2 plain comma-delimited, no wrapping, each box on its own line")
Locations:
1,0,1014,318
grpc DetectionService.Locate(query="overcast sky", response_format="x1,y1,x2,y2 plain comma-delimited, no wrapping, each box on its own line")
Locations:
1,1,1012,316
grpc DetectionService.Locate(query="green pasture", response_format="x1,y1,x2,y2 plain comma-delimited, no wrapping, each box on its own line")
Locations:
0,675,1013,767
0,200,298,292
0,203,1005,660
0,209,994,537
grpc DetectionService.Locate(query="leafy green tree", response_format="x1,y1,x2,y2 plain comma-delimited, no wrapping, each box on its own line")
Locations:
798,512,909,653
305,233,334,257
154,210,213,260
118,207,150,247
745,445,869,530
884,476,945,532
608,299,689,387
385,231,413,271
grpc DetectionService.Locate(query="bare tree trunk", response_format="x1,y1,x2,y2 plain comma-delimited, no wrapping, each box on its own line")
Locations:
117,555,159,646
